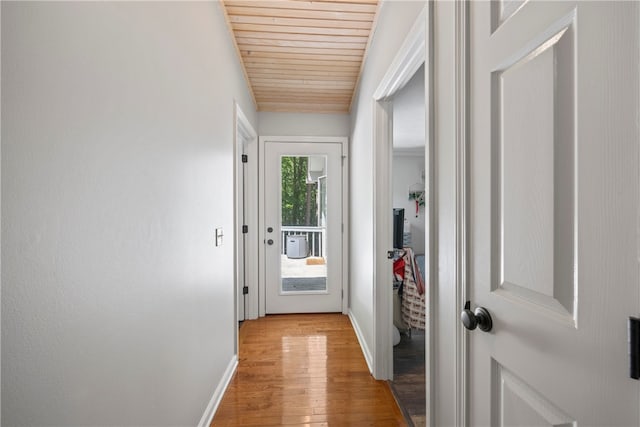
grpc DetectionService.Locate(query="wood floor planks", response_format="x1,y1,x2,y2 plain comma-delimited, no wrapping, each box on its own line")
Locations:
390,331,426,427
211,314,407,427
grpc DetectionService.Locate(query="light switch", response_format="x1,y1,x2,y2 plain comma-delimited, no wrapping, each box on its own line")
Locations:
215,228,223,247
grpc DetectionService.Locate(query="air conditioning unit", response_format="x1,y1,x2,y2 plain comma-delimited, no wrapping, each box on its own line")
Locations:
286,235,308,259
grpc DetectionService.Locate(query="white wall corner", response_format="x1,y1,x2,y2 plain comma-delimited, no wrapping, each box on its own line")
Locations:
348,310,373,374
197,356,238,427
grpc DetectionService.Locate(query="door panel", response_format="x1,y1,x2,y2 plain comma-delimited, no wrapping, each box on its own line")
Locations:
492,5,576,323
264,142,343,313
494,362,575,427
469,1,639,425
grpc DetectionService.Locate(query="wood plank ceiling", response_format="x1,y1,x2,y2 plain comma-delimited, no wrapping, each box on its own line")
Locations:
221,0,380,113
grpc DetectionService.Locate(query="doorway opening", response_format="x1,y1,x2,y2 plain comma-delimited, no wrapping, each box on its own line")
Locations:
258,137,348,316
389,64,427,426
233,103,258,346
371,5,433,427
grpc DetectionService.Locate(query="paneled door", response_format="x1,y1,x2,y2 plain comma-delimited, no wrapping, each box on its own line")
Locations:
263,141,343,313
467,1,639,425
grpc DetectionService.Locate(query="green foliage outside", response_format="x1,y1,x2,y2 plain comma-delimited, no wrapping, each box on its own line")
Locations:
281,156,318,226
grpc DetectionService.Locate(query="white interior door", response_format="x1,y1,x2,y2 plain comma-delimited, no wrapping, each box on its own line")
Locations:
264,141,343,313
468,1,639,425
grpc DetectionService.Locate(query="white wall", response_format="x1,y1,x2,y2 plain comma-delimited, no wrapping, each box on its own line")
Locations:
1,2,256,425
348,0,426,366
258,112,350,137
392,154,426,254
393,64,426,150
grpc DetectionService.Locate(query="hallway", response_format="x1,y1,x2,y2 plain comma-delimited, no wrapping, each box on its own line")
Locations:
211,314,406,426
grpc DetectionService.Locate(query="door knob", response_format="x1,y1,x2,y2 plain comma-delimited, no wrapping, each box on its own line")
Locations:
461,301,493,332
267,239,274,245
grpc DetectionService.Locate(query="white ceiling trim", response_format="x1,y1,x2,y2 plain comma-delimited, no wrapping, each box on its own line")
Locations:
372,6,426,101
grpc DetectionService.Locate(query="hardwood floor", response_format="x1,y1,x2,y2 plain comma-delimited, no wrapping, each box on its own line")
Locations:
211,314,407,426
390,331,426,427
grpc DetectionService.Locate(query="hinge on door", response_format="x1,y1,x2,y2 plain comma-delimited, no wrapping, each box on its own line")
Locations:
241,154,248,163
242,225,248,234
341,289,344,299
342,155,346,166
243,286,249,295
630,317,640,379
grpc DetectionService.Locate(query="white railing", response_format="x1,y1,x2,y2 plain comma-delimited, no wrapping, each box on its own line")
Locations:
281,226,326,258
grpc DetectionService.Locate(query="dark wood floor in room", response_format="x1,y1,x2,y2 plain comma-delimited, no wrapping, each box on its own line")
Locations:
211,314,407,427
390,330,426,427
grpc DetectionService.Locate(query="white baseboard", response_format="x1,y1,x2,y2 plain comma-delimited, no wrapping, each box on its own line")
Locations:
198,355,238,427
348,310,373,374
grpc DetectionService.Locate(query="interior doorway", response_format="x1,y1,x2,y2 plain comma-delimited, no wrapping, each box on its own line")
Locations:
258,136,349,317
389,65,427,426
371,5,433,427
262,141,344,314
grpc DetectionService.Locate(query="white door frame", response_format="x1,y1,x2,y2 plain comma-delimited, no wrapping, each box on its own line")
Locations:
233,102,259,331
258,136,349,317
452,2,469,424
371,0,433,393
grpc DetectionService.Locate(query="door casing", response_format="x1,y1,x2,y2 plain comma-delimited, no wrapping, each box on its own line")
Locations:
233,103,258,328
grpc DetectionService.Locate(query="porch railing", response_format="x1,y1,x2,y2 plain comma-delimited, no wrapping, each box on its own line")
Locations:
281,226,326,258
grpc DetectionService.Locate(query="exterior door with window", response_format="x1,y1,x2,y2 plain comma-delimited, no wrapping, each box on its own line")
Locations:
263,141,343,313
467,1,639,425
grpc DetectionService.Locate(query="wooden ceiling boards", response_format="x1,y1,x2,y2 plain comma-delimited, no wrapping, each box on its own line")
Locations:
221,0,381,113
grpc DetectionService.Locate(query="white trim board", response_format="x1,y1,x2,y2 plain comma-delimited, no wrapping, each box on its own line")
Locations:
372,99,393,380
373,7,427,101
453,1,469,425
341,140,350,315
197,355,238,427
233,101,259,325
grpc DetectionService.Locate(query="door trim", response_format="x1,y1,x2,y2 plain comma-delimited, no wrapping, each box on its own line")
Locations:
372,99,393,381
453,1,470,425
258,136,349,317
371,2,432,398
233,102,258,327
